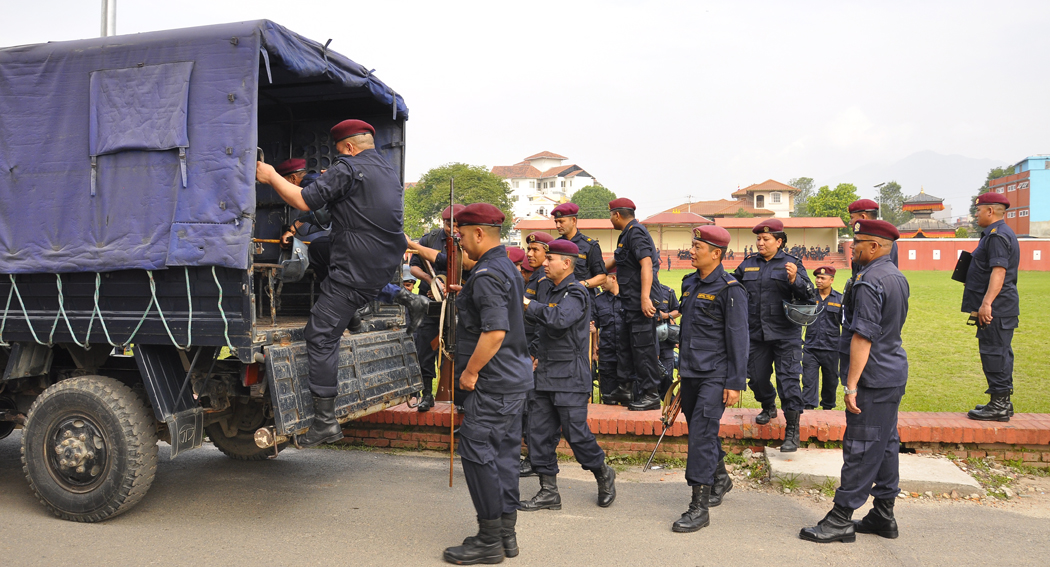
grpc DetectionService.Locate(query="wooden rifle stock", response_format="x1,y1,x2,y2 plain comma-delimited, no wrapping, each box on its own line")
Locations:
643,382,682,472
435,179,460,487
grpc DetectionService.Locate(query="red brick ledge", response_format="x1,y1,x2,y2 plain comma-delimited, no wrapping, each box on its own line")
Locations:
352,402,1050,446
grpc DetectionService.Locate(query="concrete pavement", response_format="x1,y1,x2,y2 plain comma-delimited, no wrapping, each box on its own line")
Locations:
1,432,1047,566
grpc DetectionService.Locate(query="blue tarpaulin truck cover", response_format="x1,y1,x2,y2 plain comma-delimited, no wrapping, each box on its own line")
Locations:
0,20,407,274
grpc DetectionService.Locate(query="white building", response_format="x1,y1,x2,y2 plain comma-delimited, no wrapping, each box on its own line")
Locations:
491,151,598,220
730,179,800,218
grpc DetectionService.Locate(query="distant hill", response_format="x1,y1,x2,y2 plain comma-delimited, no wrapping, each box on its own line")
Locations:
819,151,1010,222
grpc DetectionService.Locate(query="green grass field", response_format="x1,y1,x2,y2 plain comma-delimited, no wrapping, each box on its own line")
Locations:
658,269,1050,414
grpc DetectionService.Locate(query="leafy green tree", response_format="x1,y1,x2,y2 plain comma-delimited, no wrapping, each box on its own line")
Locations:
405,163,513,238
570,184,617,219
877,181,912,227
807,183,859,234
955,227,970,238
733,208,756,218
969,166,1015,230
788,177,815,217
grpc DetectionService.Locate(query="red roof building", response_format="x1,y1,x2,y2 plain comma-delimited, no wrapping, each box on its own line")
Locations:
491,151,598,220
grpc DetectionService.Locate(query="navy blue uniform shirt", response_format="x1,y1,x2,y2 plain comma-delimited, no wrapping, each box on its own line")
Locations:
593,290,623,351
524,273,592,393
614,218,662,310
300,149,403,291
849,255,909,389
732,250,815,341
523,268,554,356
560,230,607,285
678,266,750,390
805,289,843,352
962,219,1020,317
410,227,446,297
455,245,534,394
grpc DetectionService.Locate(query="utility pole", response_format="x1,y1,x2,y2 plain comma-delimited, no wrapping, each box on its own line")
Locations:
874,182,886,220
101,0,117,37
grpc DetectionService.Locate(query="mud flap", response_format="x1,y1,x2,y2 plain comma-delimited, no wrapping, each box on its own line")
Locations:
167,408,204,458
265,330,423,436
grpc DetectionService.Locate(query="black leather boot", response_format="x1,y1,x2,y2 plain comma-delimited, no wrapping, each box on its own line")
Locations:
968,393,1011,422
417,390,435,412
709,458,733,507
755,405,778,425
394,287,431,335
296,396,344,448
799,503,856,543
518,455,536,477
672,485,710,533
519,474,561,511
854,497,898,538
605,383,633,405
628,388,661,411
463,512,518,559
593,463,617,508
444,517,504,564
781,410,800,452
974,401,1014,416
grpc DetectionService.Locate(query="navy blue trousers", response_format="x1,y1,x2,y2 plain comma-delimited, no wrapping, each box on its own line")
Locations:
976,316,1017,394
303,278,379,397
680,378,726,486
747,338,805,412
458,389,527,519
413,317,440,395
834,385,904,510
616,309,663,392
527,391,605,475
802,348,839,409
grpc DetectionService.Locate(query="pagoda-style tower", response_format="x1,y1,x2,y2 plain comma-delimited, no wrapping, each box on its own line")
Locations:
897,188,956,238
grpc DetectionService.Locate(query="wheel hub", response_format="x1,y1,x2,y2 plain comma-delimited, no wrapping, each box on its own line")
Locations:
48,417,108,491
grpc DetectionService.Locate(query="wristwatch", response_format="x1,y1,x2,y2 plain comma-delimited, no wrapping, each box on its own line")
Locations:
582,280,589,288
843,387,858,395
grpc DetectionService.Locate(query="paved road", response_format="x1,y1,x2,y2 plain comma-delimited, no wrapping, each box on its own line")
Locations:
1,432,1047,566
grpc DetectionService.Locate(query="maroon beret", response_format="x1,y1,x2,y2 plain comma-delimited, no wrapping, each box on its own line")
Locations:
441,204,467,220
976,192,1010,207
813,265,837,277
752,218,784,234
525,231,555,245
522,261,535,272
848,199,880,213
456,203,504,227
551,203,580,218
507,247,527,264
608,198,636,211
330,119,376,142
692,225,731,248
275,158,307,176
853,219,900,241
546,239,580,257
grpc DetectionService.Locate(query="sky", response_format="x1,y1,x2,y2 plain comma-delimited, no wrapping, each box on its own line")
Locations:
4,0,1047,218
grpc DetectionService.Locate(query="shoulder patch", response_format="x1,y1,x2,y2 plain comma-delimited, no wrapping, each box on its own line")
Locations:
578,253,587,259
990,228,997,234
585,236,594,242
476,268,488,273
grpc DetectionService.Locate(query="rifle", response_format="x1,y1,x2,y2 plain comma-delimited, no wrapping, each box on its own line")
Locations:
435,178,461,487
643,380,682,472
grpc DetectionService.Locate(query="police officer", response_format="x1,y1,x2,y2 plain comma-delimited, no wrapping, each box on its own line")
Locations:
551,203,607,295
732,218,815,452
605,198,665,411
847,199,899,266
442,203,533,564
800,219,909,544
405,205,474,412
518,232,556,477
673,226,749,532
593,268,627,402
520,239,617,512
656,282,681,399
256,119,404,448
964,192,1020,422
803,266,843,410
507,246,527,276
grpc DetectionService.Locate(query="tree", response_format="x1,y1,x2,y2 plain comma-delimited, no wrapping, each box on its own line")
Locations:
877,181,912,227
807,183,859,234
788,177,815,217
969,166,1014,230
404,163,513,238
733,208,755,218
570,184,617,219
955,227,969,238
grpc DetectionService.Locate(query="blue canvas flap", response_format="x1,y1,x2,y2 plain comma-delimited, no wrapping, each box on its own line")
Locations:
89,62,193,156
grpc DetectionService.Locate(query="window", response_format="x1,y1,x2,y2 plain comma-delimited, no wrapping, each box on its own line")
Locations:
1019,181,1029,189
908,250,916,260
756,195,765,208
1007,184,1016,192
1020,209,1029,217
513,181,519,189
512,195,519,202
996,187,1005,193
561,181,565,188
770,192,781,204
1007,211,1016,218
529,181,535,188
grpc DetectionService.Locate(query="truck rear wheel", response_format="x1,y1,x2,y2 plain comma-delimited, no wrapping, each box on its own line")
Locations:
21,375,158,522
205,423,282,461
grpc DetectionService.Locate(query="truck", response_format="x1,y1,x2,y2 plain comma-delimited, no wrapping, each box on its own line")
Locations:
0,20,422,522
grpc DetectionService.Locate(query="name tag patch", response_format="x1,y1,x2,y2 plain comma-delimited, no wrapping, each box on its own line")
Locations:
744,267,761,272
696,293,715,300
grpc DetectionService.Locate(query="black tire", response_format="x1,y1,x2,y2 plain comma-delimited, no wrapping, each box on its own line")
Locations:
21,375,158,522
205,423,280,461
